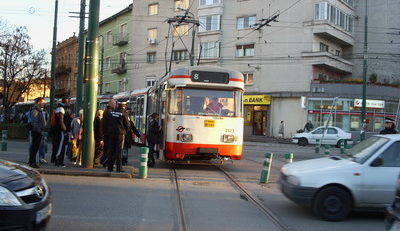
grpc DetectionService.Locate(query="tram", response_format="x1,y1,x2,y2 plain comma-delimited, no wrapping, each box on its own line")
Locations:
147,66,245,161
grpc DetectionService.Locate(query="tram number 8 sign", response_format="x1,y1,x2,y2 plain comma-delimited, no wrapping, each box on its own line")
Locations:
191,71,229,84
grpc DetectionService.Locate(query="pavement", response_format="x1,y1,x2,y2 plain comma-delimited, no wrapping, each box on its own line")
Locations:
0,139,299,179
0,140,136,179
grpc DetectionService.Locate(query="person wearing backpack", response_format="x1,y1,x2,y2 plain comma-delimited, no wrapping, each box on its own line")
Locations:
28,97,46,168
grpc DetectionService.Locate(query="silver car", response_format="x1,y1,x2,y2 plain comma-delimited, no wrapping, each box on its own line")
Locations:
292,126,353,147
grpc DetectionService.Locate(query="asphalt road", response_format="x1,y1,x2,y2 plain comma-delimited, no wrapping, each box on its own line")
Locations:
41,142,386,231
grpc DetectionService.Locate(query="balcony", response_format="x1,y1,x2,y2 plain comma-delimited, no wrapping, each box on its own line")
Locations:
305,20,354,47
111,63,127,74
113,34,129,46
302,51,353,74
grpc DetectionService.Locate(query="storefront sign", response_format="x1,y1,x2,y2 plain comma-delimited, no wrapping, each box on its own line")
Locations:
244,95,271,105
354,99,385,109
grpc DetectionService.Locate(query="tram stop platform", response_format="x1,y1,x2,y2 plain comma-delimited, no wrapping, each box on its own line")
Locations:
0,140,135,179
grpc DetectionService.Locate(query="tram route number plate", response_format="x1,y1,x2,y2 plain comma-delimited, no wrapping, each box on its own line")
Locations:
204,120,215,127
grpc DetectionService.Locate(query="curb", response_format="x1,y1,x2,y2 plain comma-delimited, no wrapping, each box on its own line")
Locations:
37,167,135,179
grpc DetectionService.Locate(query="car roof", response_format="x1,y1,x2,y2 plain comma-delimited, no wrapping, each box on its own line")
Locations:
374,134,400,140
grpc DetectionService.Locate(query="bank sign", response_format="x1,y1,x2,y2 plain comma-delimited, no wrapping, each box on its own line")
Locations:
354,99,385,109
244,95,271,105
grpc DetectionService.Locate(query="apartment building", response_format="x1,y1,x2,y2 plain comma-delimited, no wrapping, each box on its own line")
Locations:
55,35,78,98
99,4,133,94
131,0,399,138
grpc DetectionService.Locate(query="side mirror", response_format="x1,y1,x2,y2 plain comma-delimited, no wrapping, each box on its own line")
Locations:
371,157,383,167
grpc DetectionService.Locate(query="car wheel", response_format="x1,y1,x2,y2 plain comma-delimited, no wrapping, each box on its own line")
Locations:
336,140,347,148
312,186,352,221
298,138,308,146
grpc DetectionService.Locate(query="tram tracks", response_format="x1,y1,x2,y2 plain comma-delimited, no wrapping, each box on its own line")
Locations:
170,163,293,231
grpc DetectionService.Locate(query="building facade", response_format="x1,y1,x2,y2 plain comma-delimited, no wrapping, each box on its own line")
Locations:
98,4,133,94
55,35,78,98
131,0,400,138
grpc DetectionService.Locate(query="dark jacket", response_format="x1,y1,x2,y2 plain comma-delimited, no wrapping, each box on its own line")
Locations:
125,120,141,149
54,105,67,132
147,119,160,144
108,106,130,135
380,128,398,134
102,106,113,136
94,116,104,141
31,105,46,134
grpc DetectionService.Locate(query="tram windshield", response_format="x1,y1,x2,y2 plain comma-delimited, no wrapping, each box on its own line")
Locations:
169,88,243,117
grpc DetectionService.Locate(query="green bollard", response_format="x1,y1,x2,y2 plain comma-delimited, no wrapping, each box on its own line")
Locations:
1,130,8,151
324,144,331,155
340,140,345,154
315,139,320,153
284,152,294,163
139,147,149,179
260,152,273,184
346,143,352,150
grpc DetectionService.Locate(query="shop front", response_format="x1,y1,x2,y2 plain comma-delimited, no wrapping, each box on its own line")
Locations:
307,98,398,133
243,95,271,136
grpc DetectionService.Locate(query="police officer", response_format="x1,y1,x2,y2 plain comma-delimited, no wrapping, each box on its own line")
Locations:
380,118,398,134
101,99,116,167
107,101,130,172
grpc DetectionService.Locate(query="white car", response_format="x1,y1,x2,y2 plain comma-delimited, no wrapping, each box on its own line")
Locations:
292,126,353,147
280,134,400,221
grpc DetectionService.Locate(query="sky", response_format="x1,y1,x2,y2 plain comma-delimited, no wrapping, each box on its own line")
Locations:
0,0,132,51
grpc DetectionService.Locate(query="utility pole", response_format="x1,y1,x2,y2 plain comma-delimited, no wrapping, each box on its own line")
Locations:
82,0,100,168
49,0,59,121
360,0,368,141
76,0,86,114
99,36,104,94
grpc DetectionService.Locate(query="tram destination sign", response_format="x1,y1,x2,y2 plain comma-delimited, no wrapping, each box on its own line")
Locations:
191,71,229,84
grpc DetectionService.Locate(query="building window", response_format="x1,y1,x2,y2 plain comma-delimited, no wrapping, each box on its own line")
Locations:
119,79,126,92
173,50,189,61
199,15,221,32
237,16,256,30
120,23,128,38
107,31,113,44
200,41,220,58
315,2,354,33
146,77,156,87
147,52,156,63
174,0,189,11
148,3,159,15
236,44,254,57
99,35,104,47
320,42,329,52
173,24,189,37
104,83,110,92
200,0,221,6
105,57,111,69
148,28,157,39
243,73,254,85
335,50,341,56
120,52,127,68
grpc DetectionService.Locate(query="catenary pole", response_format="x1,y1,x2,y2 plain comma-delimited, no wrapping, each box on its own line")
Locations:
82,0,100,168
49,0,59,121
361,0,368,141
76,0,86,114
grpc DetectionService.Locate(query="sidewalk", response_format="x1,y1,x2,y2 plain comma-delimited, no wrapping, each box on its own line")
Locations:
0,140,135,179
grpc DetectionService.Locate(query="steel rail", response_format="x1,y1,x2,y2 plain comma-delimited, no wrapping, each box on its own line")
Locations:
171,165,187,231
214,165,294,231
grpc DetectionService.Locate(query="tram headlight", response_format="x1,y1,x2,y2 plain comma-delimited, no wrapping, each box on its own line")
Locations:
223,134,235,143
180,133,193,142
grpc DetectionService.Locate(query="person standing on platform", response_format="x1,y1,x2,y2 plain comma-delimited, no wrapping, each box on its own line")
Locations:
107,101,130,172
94,109,104,165
101,99,116,167
147,113,161,167
28,97,46,168
51,97,69,167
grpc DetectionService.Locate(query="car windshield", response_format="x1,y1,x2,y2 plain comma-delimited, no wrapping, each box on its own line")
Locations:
345,136,389,164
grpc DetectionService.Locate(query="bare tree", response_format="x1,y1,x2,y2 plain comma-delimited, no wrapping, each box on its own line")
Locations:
0,23,48,122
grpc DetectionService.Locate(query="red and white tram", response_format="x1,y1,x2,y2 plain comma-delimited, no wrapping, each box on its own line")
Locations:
147,66,244,161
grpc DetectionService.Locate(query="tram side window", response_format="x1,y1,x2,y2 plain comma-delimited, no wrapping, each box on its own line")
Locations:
169,89,182,114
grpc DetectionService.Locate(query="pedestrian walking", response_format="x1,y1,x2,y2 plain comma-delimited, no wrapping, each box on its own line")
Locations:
51,97,70,167
304,120,314,132
101,99,117,167
278,120,285,137
28,97,47,168
70,110,84,165
107,101,130,172
147,113,161,167
94,109,104,165
380,118,398,134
